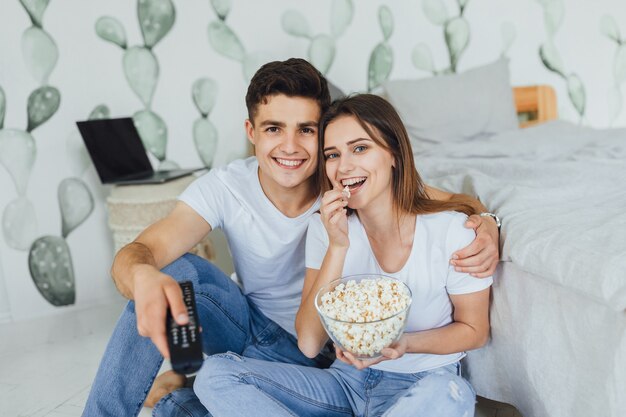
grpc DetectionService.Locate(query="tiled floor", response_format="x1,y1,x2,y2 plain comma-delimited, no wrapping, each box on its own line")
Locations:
0,299,154,417
0,299,521,417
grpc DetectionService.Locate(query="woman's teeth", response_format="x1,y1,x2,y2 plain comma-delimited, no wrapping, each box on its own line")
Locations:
341,177,366,187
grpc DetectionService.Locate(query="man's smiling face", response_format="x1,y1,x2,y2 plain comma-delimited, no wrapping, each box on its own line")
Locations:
246,94,321,194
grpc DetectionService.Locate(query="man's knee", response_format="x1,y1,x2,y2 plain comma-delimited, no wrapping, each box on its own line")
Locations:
161,253,204,283
161,253,231,290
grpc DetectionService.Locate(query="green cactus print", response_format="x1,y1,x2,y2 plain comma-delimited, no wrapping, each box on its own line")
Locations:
0,1,97,307
21,26,58,84
26,86,60,132
0,87,6,130
207,0,264,81
536,0,586,121
367,6,394,92
282,0,354,75
192,78,219,169
58,178,94,239
600,14,626,125
26,177,94,306
28,235,75,306
414,0,470,75
19,0,49,28
1,0,61,250
95,0,178,168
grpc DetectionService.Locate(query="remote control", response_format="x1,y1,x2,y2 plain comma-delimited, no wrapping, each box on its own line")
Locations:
166,281,203,374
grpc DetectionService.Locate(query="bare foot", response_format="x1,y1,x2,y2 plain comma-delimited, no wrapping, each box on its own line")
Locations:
145,370,187,408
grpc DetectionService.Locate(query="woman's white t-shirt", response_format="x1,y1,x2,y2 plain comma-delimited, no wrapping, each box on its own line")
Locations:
179,157,320,336
305,210,493,373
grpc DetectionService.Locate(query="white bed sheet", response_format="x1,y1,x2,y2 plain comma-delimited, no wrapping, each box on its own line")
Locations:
411,121,626,417
414,121,626,311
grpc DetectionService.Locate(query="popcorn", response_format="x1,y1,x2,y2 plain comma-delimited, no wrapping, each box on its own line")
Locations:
317,277,411,358
342,185,351,199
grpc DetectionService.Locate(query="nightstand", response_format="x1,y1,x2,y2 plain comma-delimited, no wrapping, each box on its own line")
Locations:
106,175,233,275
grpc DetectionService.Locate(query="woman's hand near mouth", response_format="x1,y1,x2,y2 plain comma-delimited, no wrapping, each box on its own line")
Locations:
320,188,350,249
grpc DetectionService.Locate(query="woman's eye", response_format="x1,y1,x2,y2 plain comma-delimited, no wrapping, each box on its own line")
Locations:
325,153,338,160
354,145,367,153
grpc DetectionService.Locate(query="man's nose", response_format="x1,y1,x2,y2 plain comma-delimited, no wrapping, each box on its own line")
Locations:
279,132,298,153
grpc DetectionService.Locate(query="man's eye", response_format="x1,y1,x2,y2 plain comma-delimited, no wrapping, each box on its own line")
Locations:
266,127,279,133
325,153,338,160
354,145,367,153
301,127,316,134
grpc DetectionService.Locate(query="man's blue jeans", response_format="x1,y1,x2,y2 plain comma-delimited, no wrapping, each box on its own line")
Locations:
81,254,332,417
193,354,476,417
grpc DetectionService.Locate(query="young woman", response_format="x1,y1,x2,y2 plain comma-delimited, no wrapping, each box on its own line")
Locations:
193,94,492,417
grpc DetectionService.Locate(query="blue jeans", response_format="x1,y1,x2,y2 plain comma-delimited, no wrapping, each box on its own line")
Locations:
194,354,476,417
82,254,332,417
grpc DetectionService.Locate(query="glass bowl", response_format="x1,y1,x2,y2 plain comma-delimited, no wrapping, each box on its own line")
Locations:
315,274,412,359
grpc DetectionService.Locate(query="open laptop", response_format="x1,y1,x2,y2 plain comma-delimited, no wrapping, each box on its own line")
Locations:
76,117,205,185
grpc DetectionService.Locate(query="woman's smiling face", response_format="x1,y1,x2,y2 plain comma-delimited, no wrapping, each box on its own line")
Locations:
323,115,395,210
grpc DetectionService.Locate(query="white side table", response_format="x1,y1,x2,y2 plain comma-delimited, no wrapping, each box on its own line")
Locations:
106,175,215,262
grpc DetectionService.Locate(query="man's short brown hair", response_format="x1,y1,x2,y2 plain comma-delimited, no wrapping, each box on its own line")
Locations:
245,58,331,122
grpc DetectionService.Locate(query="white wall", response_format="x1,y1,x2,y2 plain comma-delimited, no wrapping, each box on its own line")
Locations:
1,0,625,321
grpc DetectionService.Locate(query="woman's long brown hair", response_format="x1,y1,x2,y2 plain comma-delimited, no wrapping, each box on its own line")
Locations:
318,94,474,217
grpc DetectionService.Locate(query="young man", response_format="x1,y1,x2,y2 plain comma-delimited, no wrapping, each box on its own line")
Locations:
82,58,500,417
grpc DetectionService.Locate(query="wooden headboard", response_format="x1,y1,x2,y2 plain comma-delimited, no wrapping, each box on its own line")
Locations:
513,85,558,128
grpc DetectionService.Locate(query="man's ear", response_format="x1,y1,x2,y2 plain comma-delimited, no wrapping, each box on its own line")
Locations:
245,119,255,145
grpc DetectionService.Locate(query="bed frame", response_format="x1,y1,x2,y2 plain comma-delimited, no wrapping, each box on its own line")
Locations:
513,85,558,127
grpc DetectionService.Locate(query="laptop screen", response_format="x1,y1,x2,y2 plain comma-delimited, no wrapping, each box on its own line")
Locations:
76,117,154,183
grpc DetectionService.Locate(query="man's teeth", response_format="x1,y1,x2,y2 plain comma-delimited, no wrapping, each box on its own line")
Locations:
276,158,303,167
341,177,366,186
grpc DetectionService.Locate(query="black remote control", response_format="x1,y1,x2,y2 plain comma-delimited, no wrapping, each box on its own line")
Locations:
166,281,203,374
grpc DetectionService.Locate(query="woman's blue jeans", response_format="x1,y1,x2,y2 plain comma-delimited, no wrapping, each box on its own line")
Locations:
81,253,332,417
193,354,476,417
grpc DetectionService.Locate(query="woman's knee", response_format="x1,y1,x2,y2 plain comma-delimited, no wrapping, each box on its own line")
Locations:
193,353,247,401
152,387,208,417
444,374,475,407
423,373,475,415
386,373,476,417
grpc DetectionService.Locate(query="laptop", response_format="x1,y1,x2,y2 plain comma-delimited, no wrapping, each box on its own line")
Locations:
76,117,205,185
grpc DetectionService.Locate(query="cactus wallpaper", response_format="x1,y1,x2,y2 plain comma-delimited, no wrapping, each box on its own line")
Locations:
1,0,625,321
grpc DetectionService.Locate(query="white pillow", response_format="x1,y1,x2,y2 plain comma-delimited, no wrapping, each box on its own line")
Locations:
382,59,518,150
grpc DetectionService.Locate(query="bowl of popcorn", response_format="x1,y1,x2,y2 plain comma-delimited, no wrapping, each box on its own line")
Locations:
315,274,412,359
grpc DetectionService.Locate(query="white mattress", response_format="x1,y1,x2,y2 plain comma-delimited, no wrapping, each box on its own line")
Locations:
411,121,626,417
465,262,625,417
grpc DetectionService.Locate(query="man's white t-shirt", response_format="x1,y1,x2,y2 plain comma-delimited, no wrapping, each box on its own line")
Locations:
179,157,320,336
305,210,493,373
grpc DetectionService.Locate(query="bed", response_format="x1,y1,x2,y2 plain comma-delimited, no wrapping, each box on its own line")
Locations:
383,60,625,417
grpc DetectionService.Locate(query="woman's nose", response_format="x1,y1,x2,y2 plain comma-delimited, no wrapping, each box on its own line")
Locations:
338,154,354,173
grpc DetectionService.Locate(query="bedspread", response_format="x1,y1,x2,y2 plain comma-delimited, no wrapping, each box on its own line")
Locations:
414,121,626,311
